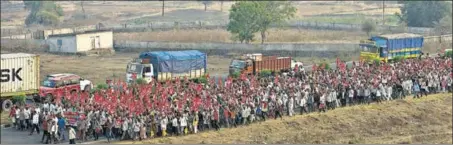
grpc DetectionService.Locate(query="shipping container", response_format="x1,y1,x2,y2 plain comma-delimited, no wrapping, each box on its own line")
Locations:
1,53,40,111
253,57,292,74
1,53,40,97
230,55,292,75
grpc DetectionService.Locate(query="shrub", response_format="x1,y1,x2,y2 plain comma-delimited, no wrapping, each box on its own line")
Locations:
318,62,331,70
135,78,147,85
259,70,272,77
392,56,404,63
445,51,452,58
231,71,240,78
12,94,27,105
373,58,381,66
193,77,208,84
96,83,109,90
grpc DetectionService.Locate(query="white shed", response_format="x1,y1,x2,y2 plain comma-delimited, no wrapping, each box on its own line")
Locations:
46,30,113,53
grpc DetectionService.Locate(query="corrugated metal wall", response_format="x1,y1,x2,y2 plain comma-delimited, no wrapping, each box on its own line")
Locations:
1,54,40,97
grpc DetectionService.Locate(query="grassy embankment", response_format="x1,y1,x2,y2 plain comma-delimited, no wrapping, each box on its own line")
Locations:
115,93,452,144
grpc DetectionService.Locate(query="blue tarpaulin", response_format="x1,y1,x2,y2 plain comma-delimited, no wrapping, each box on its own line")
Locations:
139,50,207,74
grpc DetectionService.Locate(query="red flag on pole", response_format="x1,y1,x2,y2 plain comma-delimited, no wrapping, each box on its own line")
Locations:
274,75,279,84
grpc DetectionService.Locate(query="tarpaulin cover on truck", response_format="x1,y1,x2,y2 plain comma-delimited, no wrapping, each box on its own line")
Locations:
139,50,207,73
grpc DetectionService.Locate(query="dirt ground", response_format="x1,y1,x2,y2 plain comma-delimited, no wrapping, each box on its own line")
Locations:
35,52,231,84
115,93,452,144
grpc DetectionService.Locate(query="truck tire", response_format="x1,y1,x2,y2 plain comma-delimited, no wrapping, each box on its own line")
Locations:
2,99,13,112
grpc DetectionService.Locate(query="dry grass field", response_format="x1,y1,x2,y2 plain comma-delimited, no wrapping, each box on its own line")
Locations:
1,1,399,28
114,28,368,43
33,53,231,84
115,93,452,144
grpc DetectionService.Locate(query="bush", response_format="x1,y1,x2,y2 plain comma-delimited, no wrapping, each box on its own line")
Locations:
193,77,208,84
96,83,109,90
135,78,147,85
392,56,404,62
445,51,452,58
259,70,272,77
12,94,27,105
373,58,381,66
231,71,240,78
318,62,331,70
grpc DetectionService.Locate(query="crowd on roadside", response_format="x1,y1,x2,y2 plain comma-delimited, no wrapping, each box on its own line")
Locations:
8,54,452,144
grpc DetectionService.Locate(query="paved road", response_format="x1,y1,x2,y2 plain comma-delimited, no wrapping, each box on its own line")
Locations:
0,127,70,144
0,127,109,144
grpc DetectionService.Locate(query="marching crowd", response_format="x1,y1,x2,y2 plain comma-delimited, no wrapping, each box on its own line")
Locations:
8,55,452,144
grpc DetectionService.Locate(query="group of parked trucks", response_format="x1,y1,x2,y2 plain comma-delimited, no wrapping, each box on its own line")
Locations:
2,33,439,111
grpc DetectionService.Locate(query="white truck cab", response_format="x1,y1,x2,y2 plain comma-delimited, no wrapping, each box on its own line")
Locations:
126,59,154,84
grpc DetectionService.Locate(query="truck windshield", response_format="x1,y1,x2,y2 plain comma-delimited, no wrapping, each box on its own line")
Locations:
230,60,246,68
42,79,56,88
360,44,379,53
127,63,143,74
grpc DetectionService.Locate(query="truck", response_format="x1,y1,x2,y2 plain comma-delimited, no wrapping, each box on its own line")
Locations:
126,50,207,84
1,53,40,111
359,33,424,63
229,53,293,76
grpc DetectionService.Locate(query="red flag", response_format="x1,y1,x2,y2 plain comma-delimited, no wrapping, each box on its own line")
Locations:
312,64,317,71
274,75,279,84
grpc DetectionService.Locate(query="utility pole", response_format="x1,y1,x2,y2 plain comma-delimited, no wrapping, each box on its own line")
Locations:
382,0,385,25
162,0,165,17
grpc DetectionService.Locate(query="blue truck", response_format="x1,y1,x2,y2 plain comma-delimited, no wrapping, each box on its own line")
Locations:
126,50,207,84
359,33,424,62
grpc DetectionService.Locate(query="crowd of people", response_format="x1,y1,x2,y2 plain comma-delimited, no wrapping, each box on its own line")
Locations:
8,55,452,144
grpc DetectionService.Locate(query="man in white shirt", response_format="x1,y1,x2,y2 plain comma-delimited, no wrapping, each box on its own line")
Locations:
15,107,20,130
121,118,129,140
29,111,40,135
43,102,49,112
49,103,56,114
24,107,31,129
180,114,187,135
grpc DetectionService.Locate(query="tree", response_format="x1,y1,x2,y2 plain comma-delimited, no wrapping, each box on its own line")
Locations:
361,20,376,36
255,1,296,44
227,1,296,44
200,0,213,11
397,1,452,27
24,1,64,26
226,2,259,44
435,14,452,35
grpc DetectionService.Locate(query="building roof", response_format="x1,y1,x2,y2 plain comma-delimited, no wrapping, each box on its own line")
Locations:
47,29,112,38
378,33,423,39
1,53,37,59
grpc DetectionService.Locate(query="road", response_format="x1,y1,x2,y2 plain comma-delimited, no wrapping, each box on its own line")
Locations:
1,127,70,144
0,126,109,144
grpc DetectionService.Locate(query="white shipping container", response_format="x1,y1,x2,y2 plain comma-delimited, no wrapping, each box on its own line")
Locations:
1,53,40,97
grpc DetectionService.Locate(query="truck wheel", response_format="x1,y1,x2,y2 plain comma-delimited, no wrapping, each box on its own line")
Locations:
2,99,13,112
